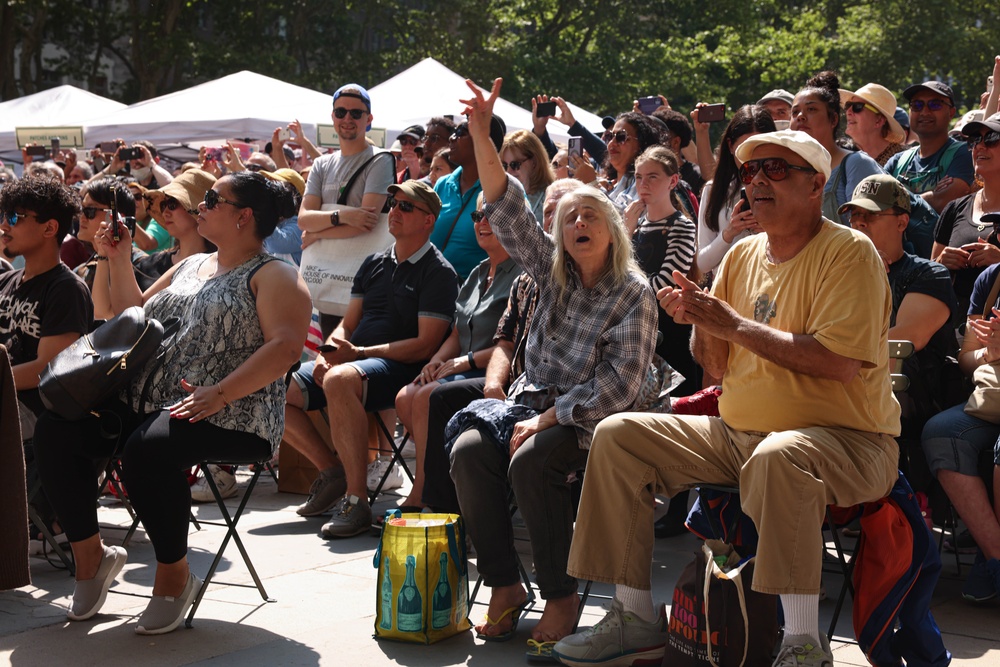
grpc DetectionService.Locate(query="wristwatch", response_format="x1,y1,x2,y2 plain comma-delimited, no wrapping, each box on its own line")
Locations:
330,210,341,226
356,346,367,360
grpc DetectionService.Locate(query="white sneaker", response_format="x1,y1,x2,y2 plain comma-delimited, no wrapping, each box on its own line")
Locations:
367,458,403,493
398,435,416,459
191,465,238,502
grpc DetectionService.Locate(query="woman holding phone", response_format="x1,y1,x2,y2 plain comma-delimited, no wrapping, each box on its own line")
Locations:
33,171,311,635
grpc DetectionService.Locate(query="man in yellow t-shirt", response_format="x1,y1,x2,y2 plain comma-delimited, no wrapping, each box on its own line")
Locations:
554,132,900,667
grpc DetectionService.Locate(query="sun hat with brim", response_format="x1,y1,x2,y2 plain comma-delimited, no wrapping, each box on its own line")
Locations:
838,83,906,144
145,168,216,213
838,174,911,215
261,168,305,196
961,111,1000,137
388,180,442,218
733,130,831,180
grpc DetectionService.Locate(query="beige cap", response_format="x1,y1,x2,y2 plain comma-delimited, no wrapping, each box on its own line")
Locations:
146,169,216,213
733,130,831,180
387,179,441,218
838,83,906,144
838,174,911,215
261,168,306,196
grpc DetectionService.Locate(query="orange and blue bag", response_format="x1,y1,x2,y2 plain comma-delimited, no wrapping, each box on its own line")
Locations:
373,510,471,643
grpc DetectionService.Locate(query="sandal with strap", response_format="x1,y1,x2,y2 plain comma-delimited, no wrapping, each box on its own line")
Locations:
476,599,529,642
526,638,559,661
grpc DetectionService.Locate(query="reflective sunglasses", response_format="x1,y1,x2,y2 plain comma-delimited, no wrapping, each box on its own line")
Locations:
968,131,1000,150
450,125,470,140
909,99,951,112
204,189,244,210
387,197,430,215
738,158,817,185
159,197,197,216
1,211,38,226
399,136,419,146
844,101,880,114
333,107,366,120
502,157,532,172
604,130,633,144
471,210,487,223
82,206,112,219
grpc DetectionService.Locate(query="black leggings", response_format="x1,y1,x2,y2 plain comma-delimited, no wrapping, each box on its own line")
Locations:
33,401,271,564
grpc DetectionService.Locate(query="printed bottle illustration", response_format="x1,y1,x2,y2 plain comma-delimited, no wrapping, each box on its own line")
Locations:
379,554,393,630
396,555,423,632
431,552,452,629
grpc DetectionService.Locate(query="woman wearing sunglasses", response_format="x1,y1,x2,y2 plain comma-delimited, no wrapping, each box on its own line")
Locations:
128,170,217,296
393,192,521,512
33,171,311,635
791,71,884,224
447,79,658,656
500,130,555,223
931,112,1000,317
840,83,908,167
603,112,663,211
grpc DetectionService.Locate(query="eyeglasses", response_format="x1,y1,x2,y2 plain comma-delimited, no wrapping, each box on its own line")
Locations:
450,125,469,140
1,211,39,226
848,210,898,225
399,136,419,147
333,107,366,120
159,197,197,216
738,158,817,185
81,206,112,219
387,197,430,215
968,131,1000,150
471,210,487,223
604,130,633,144
844,101,880,115
909,99,952,113
502,157,533,172
245,164,264,173
204,189,245,210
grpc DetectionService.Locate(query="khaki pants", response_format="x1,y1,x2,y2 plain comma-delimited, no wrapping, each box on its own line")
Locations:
567,413,898,595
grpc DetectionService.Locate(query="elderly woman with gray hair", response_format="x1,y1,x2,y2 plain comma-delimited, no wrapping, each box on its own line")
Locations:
446,78,659,657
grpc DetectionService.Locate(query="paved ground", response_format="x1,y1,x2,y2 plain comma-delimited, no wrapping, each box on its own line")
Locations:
3,467,997,666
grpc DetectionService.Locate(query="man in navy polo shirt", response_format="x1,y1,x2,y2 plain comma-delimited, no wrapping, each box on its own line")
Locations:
284,180,458,537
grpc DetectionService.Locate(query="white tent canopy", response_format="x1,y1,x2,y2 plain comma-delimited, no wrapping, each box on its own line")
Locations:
0,85,126,162
370,58,606,144
83,71,333,147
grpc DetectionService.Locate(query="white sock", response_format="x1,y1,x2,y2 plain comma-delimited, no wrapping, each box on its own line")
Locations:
616,585,656,623
780,593,821,644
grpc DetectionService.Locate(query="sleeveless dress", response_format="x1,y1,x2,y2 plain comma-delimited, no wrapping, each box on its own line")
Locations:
126,252,285,449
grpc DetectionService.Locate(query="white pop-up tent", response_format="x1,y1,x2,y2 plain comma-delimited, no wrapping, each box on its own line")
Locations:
0,85,127,163
83,71,334,147
370,58,607,144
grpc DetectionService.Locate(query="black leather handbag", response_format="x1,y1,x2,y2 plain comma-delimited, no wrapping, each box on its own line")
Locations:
38,306,168,420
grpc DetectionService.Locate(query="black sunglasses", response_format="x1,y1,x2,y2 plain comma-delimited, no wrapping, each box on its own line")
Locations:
82,206,111,219
844,101,878,114
502,157,532,172
968,131,1000,150
471,210,487,223
333,107,366,120
738,158,817,185
450,125,469,140
604,130,632,144
387,197,430,215
204,189,244,210
159,197,197,216
245,164,264,173
909,99,951,112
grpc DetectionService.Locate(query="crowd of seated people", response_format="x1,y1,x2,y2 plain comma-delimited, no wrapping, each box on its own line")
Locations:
2,55,1000,665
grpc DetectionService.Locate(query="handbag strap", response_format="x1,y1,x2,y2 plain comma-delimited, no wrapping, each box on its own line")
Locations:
446,519,467,577
438,185,478,253
338,152,394,213
982,268,1000,318
703,548,752,667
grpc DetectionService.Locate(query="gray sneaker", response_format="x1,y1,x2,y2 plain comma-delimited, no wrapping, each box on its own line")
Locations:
772,632,833,667
296,468,347,517
321,495,372,538
552,598,667,667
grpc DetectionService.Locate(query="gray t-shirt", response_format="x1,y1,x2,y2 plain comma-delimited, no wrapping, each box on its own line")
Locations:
304,146,396,207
